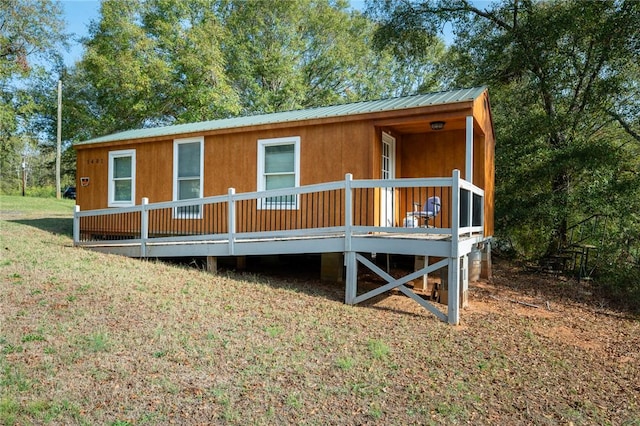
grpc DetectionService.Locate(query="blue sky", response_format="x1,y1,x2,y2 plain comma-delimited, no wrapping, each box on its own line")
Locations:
61,0,100,66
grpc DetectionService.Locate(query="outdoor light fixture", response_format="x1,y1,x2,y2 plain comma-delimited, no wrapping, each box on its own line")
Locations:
430,121,445,130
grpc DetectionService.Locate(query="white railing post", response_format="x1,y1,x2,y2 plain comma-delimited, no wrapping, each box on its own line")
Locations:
344,173,353,252
451,170,461,246
343,173,358,305
467,188,473,237
228,188,236,255
141,197,149,258
73,205,80,245
480,193,485,234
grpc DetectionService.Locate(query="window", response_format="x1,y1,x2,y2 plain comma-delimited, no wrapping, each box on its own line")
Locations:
173,137,204,218
257,136,300,209
108,150,135,207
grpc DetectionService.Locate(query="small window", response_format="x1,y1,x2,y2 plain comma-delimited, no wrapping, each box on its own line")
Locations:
108,150,135,207
257,136,300,209
173,137,204,218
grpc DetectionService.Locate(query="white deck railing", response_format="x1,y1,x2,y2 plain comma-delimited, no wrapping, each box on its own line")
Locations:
74,169,484,256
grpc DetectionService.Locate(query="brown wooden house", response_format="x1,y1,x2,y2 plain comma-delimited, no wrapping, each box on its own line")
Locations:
73,87,495,324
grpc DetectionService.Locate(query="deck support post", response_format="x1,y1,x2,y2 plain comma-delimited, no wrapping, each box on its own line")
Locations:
206,256,217,274
447,257,461,324
481,241,492,280
345,251,357,304
461,254,469,308
414,256,429,291
235,256,246,271
321,252,344,283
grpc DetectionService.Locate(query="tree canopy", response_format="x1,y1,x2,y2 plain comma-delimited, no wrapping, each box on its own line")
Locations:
371,0,639,246
62,0,440,138
0,0,68,193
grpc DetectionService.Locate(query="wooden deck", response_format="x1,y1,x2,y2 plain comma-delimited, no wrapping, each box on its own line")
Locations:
74,171,489,324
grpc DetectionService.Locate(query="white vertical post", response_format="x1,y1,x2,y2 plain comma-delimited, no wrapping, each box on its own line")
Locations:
414,255,429,291
344,173,353,252
344,173,356,304
73,205,80,245
345,251,357,304
461,253,469,308
465,115,474,184
448,257,461,324
228,188,236,255
141,197,149,258
451,170,461,245
448,170,461,324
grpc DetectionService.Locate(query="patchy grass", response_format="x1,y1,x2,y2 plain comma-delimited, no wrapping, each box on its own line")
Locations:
1,196,639,425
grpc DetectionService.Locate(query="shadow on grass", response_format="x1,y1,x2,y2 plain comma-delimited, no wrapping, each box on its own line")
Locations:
9,217,73,238
167,253,434,318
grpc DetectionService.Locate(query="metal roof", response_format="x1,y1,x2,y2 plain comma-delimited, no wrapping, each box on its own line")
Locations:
77,86,486,145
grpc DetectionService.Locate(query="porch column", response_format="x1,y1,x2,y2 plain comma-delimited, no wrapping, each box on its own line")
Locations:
465,115,474,184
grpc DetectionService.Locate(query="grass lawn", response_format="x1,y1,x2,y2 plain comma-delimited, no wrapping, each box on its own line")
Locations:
1,195,639,425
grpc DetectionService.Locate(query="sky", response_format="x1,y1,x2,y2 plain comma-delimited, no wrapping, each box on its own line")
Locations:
61,0,100,66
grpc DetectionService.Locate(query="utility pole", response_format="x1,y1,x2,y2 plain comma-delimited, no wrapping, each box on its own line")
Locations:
21,157,26,197
56,79,62,199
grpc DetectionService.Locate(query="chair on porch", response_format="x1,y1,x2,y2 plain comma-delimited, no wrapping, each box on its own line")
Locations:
403,196,441,228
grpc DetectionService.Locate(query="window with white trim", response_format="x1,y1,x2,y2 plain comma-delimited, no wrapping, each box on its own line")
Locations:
173,137,204,218
257,136,300,209
108,149,135,207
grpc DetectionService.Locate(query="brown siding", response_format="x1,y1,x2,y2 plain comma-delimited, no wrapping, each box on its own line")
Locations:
400,130,467,179
76,120,376,211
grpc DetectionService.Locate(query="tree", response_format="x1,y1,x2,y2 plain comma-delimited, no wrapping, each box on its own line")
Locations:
74,0,240,137
215,0,416,113
0,0,67,193
67,0,439,135
369,0,640,257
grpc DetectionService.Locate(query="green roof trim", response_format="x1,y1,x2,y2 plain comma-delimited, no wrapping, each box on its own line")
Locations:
76,86,486,146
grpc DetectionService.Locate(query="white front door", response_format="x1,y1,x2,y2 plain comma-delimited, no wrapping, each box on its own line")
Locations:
381,132,396,227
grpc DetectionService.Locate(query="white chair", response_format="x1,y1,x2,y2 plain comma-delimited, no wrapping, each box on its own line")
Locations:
403,196,441,227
